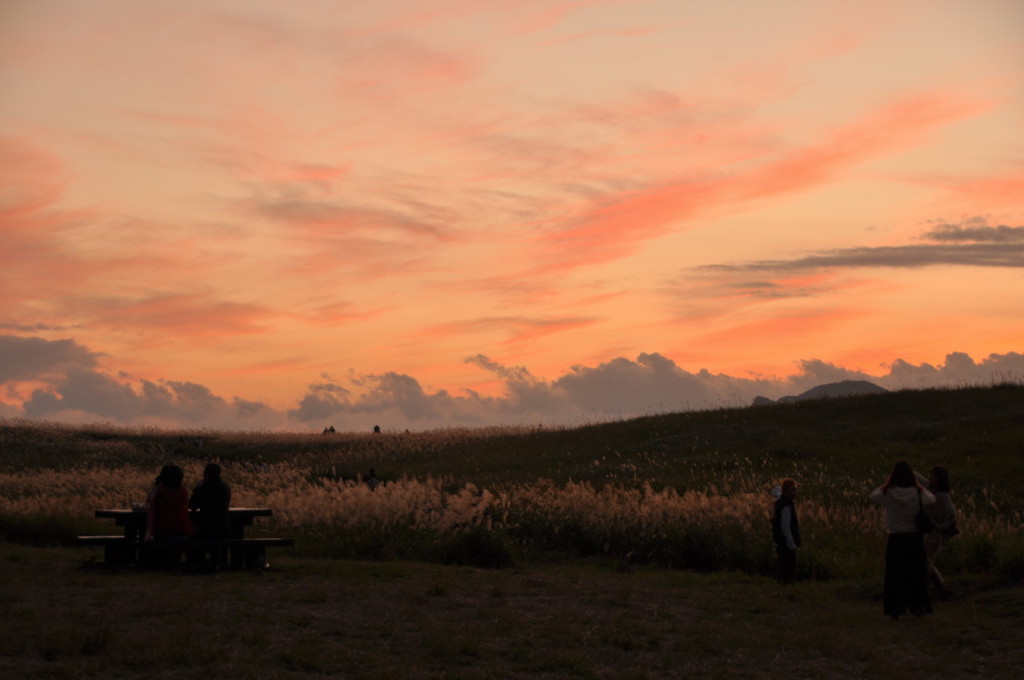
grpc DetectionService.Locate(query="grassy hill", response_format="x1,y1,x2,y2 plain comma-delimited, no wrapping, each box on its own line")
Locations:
4,383,1022,492
2,385,1024,679
2,384,1023,577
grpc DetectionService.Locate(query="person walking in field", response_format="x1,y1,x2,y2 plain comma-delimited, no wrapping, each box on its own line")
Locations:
870,461,935,619
771,478,800,584
915,466,958,599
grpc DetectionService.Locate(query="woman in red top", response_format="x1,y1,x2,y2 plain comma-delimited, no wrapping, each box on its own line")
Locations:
146,464,193,539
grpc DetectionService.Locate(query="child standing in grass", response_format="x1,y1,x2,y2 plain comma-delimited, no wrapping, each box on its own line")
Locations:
771,478,800,584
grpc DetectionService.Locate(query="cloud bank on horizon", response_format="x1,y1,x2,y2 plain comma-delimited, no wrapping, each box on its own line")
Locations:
2,333,1023,432
1,1,1022,432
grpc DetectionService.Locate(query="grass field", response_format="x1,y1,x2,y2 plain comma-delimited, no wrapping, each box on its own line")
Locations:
2,385,1024,677
2,545,1023,679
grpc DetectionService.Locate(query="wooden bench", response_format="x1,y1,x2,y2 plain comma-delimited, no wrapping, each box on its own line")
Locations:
77,535,294,570
76,535,136,565
150,537,294,570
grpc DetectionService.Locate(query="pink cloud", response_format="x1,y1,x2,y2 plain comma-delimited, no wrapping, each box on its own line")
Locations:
91,294,272,347
0,139,107,316
423,315,600,349
0,138,66,224
731,94,990,203
540,26,656,47
929,168,1024,212
694,307,872,355
514,0,646,34
528,92,991,276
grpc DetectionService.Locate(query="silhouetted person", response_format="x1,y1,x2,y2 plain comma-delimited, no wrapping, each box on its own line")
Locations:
146,464,192,540
188,463,232,571
366,468,379,491
771,478,800,583
870,461,935,619
915,466,957,599
189,463,232,538
373,425,381,434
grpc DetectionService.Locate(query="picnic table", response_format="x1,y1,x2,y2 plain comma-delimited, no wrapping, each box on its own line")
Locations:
79,507,292,569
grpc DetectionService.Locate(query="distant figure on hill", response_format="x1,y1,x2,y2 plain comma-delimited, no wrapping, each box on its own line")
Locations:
189,463,232,539
770,478,800,584
869,461,935,619
146,464,192,540
915,466,958,599
373,425,381,434
366,468,379,491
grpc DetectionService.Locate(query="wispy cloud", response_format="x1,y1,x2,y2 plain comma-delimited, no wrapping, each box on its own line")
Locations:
529,93,990,275
88,294,273,348
425,315,601,348
700,218,1024,276
924,218,1024,243
2,2,1019,429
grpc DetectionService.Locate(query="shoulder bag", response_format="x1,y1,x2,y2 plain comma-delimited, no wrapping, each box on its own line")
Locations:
915,491,936,533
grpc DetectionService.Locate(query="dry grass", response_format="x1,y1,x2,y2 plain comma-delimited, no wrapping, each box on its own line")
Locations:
3,458,1021,578
4,387,1024,677
2,545,1022,679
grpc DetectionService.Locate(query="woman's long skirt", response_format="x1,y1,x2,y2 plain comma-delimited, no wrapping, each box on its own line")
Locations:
884,531,932,617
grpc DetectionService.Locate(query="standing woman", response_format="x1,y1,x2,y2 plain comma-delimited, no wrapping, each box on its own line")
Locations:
915,466,957,599
869,461,936,619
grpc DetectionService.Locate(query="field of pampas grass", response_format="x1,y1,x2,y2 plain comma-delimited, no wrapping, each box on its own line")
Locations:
3,384,1023,581
3,385,1024,679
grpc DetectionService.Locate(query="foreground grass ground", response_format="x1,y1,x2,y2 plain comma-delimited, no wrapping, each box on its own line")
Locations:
2,545,1022,680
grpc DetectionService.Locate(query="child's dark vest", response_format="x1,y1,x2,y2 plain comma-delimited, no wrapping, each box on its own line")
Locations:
772,496,801,547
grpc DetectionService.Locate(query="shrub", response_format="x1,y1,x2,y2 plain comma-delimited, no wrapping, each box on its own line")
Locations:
996,537,1024,584
0,513,83,545
439,526,518,569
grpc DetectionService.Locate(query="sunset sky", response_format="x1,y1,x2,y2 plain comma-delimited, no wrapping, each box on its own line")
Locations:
2,0,1023,431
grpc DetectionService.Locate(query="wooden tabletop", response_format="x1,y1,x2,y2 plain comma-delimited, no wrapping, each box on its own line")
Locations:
95,508,272,517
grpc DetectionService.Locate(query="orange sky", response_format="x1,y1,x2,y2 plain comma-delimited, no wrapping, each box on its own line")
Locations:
2,0,1023,431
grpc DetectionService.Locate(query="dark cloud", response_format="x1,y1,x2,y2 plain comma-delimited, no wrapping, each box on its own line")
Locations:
266,351,1024,431
555,353,719,414
0,335,98,382
4,336,277,428
24,367,140,420
288,382,352,422
882,351,1024,388
924,218,1024,243
291,372,463,426
248,185,452,242
0,323,75,332
704,243,1024,272
233,396,271,419
700,217,1024,274
464,354,536,383
4,334,1023,432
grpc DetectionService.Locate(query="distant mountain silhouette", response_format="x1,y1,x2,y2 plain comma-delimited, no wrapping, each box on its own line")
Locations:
752,380,887,406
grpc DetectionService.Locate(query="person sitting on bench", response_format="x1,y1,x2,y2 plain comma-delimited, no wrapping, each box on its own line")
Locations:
190,463,232,538
188,463,232,570
146,464,193,540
